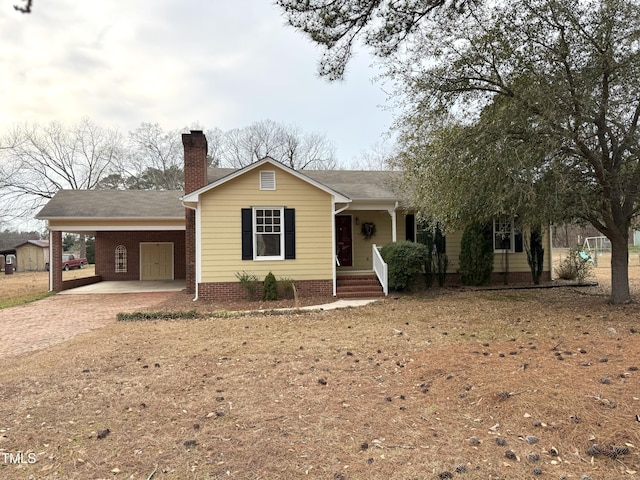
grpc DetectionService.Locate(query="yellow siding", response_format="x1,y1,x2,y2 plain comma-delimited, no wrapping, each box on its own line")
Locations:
199,167,334,282
440,227,551,274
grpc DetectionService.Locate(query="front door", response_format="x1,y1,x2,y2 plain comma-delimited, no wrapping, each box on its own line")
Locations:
335,215,353,267
140,243,173,280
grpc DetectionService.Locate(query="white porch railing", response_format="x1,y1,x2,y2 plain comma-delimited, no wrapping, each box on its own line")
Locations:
372,244,388,295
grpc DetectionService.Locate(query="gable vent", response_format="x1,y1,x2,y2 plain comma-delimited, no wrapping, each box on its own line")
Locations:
260,171,276,190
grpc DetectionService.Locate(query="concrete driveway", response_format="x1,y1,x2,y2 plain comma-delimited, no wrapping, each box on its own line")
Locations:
59,280,185,294
0,291,177,359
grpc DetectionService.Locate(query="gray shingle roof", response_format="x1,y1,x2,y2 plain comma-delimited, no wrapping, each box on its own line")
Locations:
37,167,403,220
208,168,400,201
36,190,185,219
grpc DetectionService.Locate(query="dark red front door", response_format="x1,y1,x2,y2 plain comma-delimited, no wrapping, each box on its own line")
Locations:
335,215,353,267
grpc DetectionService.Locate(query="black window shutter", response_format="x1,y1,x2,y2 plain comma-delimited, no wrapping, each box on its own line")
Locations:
284,208,296,259
434,226,446,254
241,208,253,260
514,230,523,252
405,214,415,241
514,216,523,252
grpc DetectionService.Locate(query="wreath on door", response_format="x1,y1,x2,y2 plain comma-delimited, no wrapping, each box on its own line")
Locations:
361,222,376,240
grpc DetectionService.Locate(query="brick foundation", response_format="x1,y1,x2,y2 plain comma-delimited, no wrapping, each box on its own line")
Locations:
197,279,333,301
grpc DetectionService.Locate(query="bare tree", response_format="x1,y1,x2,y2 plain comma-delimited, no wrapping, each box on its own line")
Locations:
350,138,398,171
217,119,338,170
0,118,123,219
125,123,184,190
204,127,224,167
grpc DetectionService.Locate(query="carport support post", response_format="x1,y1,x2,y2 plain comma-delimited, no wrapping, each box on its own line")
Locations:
51,230,63,292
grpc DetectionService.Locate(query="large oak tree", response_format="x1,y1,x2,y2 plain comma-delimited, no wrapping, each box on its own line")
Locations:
388,0,640,303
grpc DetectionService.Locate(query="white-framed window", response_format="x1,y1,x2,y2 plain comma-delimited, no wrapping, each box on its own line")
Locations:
493,216,514,252
115,245,127,273
259,170,276,190
254,207,284,260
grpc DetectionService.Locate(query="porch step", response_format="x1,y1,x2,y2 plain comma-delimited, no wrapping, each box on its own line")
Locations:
336,274,385,298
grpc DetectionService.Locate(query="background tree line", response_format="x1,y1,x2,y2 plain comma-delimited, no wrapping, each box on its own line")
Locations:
0,118,338,222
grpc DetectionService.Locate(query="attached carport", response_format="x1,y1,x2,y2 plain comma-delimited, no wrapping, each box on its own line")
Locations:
36,190,186,292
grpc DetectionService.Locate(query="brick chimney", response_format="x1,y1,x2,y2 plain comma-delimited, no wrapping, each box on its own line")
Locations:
183,130,209,194
183,130,208,294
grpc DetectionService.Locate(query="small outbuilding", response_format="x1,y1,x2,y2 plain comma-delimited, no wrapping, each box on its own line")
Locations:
14,240,50,272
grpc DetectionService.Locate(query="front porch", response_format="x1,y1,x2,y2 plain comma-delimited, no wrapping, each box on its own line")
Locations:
334,207,415,298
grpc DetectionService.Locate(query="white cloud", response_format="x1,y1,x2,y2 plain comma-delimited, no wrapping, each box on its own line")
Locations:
0,0,393,163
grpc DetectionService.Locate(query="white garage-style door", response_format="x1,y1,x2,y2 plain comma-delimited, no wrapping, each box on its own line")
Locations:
140,242,174,281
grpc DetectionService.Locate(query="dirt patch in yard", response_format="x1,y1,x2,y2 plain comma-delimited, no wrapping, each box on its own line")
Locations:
0,267,639,479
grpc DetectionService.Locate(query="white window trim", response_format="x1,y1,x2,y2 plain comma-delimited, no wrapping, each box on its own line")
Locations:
493,216,514,253
115,245,127,273
253,206,285,261
259,170,276,191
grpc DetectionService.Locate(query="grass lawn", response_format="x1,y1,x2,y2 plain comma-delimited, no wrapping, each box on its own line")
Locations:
0,265,639,479
0,266,96,310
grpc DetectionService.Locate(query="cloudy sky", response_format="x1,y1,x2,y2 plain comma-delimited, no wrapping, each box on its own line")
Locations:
1,0,395,165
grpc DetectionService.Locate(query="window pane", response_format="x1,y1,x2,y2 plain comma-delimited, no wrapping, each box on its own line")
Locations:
494,217,512,250
256,234,281,256
254,207,284,258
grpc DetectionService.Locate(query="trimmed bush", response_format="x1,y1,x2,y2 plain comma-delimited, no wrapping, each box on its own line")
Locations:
277,277,295,299
263,271,278,301
117,310,199,321
459,222,494,286
380,241,429,291
235,271,259,300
